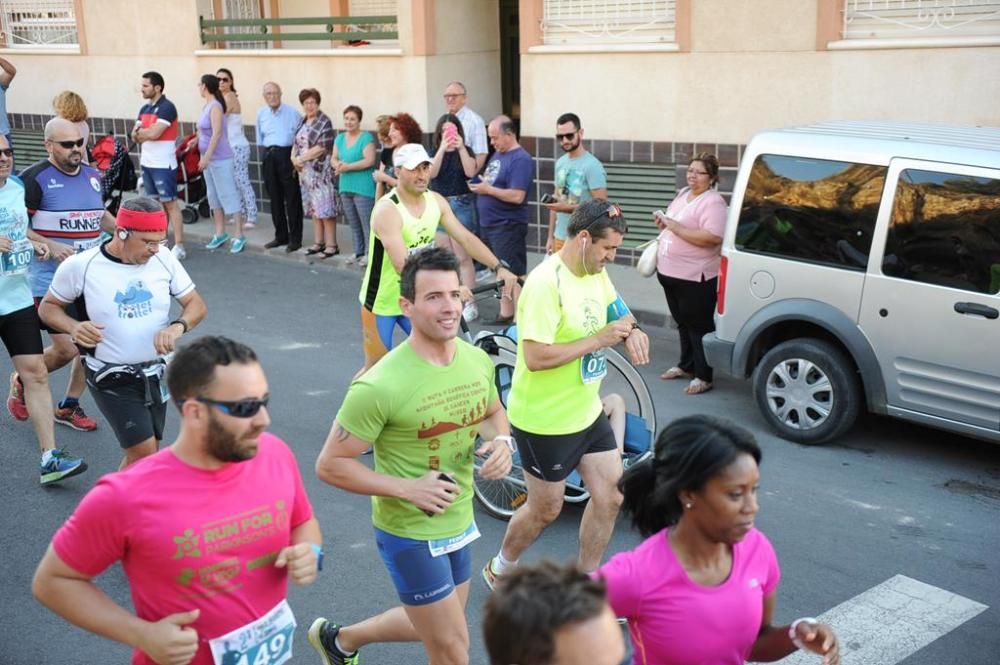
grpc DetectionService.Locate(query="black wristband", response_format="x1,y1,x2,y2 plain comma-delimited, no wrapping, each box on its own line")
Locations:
169,319,189,334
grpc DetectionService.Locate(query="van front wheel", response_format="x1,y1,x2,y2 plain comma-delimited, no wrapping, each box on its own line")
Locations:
752,339,861,445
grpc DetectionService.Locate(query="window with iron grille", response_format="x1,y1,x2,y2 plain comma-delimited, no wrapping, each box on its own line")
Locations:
0,0,78,49
542,0,676,46
843,0,1000,40
222,0,266,50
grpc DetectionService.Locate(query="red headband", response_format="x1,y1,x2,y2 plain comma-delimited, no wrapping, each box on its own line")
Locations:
117,208,168,232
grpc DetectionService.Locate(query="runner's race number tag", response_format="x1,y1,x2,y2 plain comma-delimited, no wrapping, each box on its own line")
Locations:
209,599,296,665
428,521,480,558
74,237,101,253
0,238,32,276
580,350,607,384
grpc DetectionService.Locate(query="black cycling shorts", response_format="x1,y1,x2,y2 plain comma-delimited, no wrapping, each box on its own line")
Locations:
84,364,167,448
513,413,617,482
0,305,44,357
33,296,82,335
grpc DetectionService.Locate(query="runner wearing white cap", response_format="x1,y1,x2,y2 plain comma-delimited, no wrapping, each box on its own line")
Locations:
357,143,516,373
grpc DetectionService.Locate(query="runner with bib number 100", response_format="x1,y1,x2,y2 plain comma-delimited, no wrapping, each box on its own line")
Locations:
483,199,650,589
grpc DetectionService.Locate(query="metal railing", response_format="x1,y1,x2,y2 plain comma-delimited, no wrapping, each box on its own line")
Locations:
843,0,1000,39
541,0,676,46
199,15,399,46
0,0,78,48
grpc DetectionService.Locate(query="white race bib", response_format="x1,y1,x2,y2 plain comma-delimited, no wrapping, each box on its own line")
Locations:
208,599,296,665
0,238,32,276
428,521,481,558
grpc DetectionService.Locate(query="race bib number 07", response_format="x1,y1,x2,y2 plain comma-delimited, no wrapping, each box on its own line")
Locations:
580,350,607,384
209,599,296,665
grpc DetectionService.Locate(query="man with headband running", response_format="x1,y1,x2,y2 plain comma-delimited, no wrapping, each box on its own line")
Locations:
39,197,207,468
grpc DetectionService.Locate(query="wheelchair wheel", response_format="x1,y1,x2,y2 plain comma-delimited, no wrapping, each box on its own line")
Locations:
602,346,657,446
181,206,198,225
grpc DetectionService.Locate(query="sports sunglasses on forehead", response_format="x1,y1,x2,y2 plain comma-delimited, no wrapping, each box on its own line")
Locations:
580,203,624,231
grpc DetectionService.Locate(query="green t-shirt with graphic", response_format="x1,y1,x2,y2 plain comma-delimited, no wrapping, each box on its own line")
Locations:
336,339,498,540
554,151,607,240
507,254,617,435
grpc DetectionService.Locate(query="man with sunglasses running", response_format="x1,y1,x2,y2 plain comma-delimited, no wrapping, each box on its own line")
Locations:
483,199,650,589
38,196,207,469
33,335,323,665
8,118,116,435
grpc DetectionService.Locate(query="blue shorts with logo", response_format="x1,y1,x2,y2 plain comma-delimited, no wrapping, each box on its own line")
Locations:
374,526,472,606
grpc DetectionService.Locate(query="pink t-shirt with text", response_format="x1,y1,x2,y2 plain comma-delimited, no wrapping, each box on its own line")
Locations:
52,433,314,665
599,527,780,665
657,187,728,281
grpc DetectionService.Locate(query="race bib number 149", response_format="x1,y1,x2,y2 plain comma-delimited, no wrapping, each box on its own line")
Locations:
209,599,296,665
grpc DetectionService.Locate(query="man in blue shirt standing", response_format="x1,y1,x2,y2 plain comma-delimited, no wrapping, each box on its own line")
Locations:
255,82,304,252
0,134,87,486
0,56,15,145
468,116,534,324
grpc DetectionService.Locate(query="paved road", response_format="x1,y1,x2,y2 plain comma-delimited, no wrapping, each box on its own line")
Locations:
1,246,998,664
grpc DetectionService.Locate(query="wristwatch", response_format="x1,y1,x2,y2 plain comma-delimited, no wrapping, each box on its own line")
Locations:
310,543,324,572
169,319,189,334
494,435,516,453
788,617,818,650
491,259,512,274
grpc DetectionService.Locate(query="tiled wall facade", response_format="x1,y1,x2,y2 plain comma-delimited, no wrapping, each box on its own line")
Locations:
11,113,743,265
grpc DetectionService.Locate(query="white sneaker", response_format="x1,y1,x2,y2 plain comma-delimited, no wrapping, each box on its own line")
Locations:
171,244,187,260
475,268,492,283
463,302,479,322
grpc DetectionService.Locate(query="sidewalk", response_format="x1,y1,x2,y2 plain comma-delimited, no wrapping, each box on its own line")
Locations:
177,211,670,327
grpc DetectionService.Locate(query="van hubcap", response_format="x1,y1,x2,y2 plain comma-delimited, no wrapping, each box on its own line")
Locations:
765,359,834,430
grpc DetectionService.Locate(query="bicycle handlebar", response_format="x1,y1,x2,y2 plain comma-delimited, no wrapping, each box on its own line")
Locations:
470,277,525,296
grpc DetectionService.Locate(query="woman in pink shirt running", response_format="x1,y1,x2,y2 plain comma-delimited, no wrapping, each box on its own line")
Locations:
598,415,839,665
655,152,727,395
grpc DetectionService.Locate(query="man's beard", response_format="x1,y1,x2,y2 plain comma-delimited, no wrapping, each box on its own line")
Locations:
206,412,261,463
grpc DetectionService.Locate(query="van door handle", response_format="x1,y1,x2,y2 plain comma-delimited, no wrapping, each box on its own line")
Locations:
954,302,999,319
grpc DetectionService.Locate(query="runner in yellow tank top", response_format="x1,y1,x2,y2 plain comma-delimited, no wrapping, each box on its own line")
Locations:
357,144,517,373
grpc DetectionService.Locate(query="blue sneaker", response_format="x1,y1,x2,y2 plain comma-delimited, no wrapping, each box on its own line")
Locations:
230,236,247,254
206,233,229,250
40,448,87,486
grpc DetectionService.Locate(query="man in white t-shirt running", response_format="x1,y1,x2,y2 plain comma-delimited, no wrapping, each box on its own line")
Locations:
39,197,207,469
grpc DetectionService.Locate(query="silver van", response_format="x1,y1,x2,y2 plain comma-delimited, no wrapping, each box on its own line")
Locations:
704,121,1000,444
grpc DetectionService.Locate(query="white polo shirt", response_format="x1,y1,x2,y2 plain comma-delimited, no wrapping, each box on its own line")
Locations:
48,243,195,368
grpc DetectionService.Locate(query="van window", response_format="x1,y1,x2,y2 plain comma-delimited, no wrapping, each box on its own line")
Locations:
735,155,886,270
884,169,1000,295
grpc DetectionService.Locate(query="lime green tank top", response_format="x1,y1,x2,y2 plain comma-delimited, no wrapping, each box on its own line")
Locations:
359,189,441,316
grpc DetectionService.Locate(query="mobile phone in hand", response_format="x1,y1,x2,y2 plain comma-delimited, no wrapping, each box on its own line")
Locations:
540,193,556,204
424,473,457,516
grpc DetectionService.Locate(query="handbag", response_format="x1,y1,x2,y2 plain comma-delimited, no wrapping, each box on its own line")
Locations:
635,233,662,278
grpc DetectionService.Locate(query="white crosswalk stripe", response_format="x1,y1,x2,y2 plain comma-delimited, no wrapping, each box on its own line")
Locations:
779,574,988,664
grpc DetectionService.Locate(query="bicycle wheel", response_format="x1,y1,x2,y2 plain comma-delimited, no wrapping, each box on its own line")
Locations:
603,346,657,447
472,333,526,520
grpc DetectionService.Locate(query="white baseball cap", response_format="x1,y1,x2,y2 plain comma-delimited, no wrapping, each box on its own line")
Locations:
393,143,432,170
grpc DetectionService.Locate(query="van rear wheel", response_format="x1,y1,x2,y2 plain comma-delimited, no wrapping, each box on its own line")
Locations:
752,339,861,444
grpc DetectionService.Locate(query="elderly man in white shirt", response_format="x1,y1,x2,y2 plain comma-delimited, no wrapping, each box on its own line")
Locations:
443,81,488,171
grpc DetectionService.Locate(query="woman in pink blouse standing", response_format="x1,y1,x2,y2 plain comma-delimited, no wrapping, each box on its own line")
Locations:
655,152,728,395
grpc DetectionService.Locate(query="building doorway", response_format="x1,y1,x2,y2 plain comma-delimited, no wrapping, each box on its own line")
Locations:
499,0,520,128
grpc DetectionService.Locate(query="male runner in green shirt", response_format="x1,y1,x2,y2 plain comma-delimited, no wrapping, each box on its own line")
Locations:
312,247,514,665
484,199,650,588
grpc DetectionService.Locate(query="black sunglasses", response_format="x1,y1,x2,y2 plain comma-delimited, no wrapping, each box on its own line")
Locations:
218,77,231,82
196,396,269,418
581,203,624,231
555,131,577,141
52,138,85,149
0,148,12,158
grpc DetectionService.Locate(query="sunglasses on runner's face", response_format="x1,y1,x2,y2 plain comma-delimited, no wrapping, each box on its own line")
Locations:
196,396,269,418
53,138,85,149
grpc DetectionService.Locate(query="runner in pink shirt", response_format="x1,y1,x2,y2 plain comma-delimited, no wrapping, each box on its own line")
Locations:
598,415,839,665
32,336,323,665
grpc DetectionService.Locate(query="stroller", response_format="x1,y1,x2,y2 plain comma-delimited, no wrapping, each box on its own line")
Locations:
90,134,137,217
176,133,209,224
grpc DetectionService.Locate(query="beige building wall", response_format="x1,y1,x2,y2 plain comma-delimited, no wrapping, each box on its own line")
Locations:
520,0,1000,144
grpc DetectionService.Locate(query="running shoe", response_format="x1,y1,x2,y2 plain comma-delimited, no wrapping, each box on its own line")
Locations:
206,233,229,250
171,244,187,261
482,559,501,591
308,618,359,665
462,302,479,323
54,403,98,431
7,372,28,421
230,237,247,254
40,448,87,486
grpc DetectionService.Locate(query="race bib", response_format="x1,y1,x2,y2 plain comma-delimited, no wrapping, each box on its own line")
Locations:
209,599,296,665
580,350,607,384
0,238,32,276
428,521,480,558
73,237,101,253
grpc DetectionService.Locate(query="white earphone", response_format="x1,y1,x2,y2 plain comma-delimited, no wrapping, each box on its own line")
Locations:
117,229,129,240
